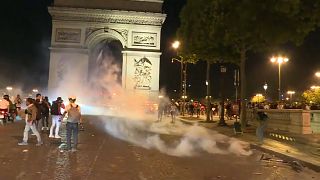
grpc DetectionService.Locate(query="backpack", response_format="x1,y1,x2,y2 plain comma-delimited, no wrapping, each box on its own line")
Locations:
67,104,81,123
51,101,60,115
41,102,50,114
34,101,42,120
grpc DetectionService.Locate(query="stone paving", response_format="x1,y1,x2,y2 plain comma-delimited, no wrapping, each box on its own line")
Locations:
0,116,319,179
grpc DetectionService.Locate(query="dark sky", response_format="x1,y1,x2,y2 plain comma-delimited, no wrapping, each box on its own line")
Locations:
0,0,319,100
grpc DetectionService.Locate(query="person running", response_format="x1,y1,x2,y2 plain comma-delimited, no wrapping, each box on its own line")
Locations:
18,98,42,146
49,97,65,138
62,96,82,152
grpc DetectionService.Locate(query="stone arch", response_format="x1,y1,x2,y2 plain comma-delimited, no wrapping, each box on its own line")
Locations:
85,28,127,50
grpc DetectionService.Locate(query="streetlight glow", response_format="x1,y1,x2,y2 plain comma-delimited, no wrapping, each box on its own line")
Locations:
315,72,320,78
270,55,289,101
263,83,268,91
311,86,320,90
287,91,295,95
270,56,289,64
172,40,180,49
32,89,39,93
6,86,13,91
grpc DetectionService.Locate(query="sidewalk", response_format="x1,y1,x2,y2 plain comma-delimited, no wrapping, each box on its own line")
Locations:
178,115,320,172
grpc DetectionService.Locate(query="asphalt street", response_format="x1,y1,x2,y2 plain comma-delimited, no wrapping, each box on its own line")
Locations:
0,116,318,180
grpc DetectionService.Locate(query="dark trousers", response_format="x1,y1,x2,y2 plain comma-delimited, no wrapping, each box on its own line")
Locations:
66,122,79,150
42,113,49,127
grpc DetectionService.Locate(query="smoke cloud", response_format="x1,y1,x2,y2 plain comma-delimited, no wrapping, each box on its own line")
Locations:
51,42,252,157
99,116,252,157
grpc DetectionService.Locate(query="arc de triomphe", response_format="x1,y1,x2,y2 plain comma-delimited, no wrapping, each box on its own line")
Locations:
48,0,166,99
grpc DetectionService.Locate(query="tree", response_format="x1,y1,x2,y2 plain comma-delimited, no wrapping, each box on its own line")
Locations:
251,94,266,103
302,89,320,104
179,0,320,128
178,0,238,123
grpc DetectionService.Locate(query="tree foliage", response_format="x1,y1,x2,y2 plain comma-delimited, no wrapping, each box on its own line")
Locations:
178,0,238,63
251,95,266,103
302,89,320,104
178,0,320,127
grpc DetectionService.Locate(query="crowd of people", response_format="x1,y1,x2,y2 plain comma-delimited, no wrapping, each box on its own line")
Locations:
247,101,318,110
176,100,240,120
0,93,82,152
157,98,241,123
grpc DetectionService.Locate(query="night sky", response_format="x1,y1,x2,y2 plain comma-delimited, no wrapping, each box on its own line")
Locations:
0,0,319,100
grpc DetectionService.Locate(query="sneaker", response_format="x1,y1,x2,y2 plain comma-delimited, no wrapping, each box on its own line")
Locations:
31,133,36,136
55,135,62,139
18,142,28,146
41,127,45,131
36,142,43,146
49,135,54,138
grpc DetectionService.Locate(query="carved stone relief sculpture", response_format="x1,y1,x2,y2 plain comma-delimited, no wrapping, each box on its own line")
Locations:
133,57,152,89
132,32,157,47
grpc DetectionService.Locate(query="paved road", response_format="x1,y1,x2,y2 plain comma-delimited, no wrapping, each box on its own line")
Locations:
0,116,318,180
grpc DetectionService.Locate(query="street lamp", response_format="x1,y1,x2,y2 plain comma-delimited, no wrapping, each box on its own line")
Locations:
263,83,268,97
32,89,39,93
172,40,187,116
315,72,320,78
287,91,295,103
219,66,227,126
270,55,289,101
172,40,180,49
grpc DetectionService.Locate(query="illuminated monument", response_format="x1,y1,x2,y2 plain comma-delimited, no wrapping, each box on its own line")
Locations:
48,0,166,98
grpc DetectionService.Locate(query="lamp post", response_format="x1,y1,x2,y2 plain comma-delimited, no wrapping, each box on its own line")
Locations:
172,41,187,116
219,66,227,126
287,91,295,103
270,56,289,101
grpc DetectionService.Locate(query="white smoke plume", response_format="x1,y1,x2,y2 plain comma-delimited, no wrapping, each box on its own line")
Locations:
51,42,252,157
100,117,252,157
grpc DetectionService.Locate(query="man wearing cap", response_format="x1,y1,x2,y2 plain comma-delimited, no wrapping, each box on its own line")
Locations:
62,96,82,152
49,97,65,138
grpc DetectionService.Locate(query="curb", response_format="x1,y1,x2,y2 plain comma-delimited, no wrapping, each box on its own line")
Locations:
178,118,320,172
250,143,320,172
